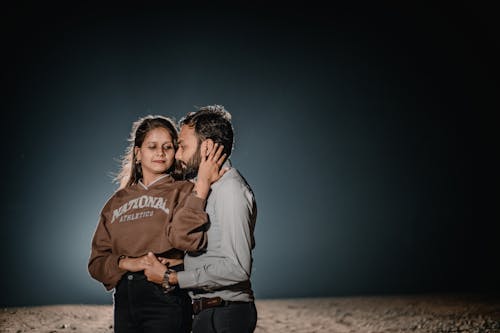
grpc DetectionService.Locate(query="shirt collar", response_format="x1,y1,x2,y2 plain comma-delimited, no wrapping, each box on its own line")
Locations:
210,159,233,189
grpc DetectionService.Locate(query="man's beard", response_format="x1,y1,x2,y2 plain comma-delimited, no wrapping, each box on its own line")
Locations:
175,145,201,180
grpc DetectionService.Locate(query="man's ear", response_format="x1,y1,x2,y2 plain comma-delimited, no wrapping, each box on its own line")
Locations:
202,139,215,156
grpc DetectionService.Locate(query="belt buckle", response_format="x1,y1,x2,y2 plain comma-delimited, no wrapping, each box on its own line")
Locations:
192,298,203,315
192,297,223,315
205,296,223,307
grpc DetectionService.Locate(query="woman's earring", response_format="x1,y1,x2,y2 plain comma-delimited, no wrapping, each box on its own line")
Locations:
135,159,142,175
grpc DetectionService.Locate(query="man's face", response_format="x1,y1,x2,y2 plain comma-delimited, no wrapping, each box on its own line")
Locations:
175,125,201,179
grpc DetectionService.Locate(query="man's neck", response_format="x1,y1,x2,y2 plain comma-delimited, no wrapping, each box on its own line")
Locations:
183,170,198,181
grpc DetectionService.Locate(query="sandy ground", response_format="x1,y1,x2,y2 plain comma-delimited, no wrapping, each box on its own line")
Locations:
1,294,499,333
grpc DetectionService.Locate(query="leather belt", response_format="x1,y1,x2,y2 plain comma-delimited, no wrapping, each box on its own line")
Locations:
192,296,248,315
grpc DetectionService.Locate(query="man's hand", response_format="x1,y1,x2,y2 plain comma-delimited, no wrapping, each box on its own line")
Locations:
143,252,168,284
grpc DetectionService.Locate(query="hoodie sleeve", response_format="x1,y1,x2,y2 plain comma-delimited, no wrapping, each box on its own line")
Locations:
167,184,208,252
88,211,126,291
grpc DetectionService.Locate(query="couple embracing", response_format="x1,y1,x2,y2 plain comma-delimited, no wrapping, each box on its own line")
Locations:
88,105,257,333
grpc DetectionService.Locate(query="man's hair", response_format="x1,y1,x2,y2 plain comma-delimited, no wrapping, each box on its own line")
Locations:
180,105,234,157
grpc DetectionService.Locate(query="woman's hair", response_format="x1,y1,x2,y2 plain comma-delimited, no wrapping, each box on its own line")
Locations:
115,115,178,189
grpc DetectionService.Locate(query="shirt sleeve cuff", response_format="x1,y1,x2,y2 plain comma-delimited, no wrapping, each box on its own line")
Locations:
110,254,128,274
103,254,128,290
176,270,198,289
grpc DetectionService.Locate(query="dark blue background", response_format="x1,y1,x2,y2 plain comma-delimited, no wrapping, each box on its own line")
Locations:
1,2,498,306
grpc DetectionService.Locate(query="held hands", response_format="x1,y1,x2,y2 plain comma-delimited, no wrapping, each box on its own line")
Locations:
194,140,228,199
143,252,182,286
119,252,178,285
142,252,168,284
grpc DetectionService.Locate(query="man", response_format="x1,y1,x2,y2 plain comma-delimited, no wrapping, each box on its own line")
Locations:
144,105,258,333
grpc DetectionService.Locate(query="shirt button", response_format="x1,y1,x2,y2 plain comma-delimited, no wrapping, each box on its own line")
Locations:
128,275,133,280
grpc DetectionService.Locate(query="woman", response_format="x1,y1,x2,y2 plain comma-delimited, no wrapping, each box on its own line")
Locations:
88,115,226,332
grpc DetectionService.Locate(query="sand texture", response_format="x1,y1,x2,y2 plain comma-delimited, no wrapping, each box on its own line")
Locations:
1,294,499,333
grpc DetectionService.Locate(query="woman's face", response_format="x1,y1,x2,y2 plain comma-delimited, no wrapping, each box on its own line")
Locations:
135,127,175,184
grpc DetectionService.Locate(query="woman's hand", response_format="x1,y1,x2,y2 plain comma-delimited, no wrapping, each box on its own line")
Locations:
118,254,153,272
193,141,228,199
157,257,183,267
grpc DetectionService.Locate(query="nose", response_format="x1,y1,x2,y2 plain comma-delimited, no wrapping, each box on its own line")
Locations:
175,149,181,160
156,147,165,156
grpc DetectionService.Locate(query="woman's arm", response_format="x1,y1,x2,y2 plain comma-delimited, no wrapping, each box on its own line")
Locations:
88,213,127,290
167,142,227,251
192,142,227,199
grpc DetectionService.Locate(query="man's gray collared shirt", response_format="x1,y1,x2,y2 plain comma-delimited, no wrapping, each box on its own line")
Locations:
176,163,257,301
